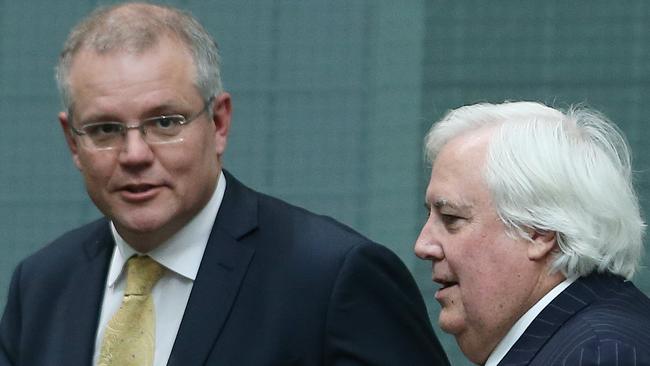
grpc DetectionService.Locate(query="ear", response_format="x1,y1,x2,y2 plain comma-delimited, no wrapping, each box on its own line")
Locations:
59,111,84,170
527,229,557,261
211,92,232,157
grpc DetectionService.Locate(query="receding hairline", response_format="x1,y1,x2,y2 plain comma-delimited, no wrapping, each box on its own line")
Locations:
58,1,218,115
65,33,200,114
63,2,194,57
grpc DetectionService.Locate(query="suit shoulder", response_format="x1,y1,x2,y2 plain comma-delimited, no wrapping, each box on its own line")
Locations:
247,190,409,276
543,278,650,364
256,191,378,247
19,218,110,272
574,277,650,331
222,171,385,253
576,284,650,343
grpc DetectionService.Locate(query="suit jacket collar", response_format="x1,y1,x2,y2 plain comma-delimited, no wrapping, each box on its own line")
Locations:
499,273,620,365
70,220,114,364
168,170,258,365
70,170,257,364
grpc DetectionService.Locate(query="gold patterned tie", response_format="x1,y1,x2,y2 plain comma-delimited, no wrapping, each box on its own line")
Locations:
98,255,166,366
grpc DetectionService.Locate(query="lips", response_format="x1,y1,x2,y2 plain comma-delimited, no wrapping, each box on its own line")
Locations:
433,276,458,300
434,278,458,290
124,184,157,193
117,182,165,202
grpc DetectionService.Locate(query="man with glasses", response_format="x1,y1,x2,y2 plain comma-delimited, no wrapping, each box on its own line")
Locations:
68,96,215,151
0,3,448,366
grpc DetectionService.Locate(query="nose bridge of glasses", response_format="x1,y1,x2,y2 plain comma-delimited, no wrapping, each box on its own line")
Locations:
123,122,148,134
119,124,154,153
121,120,182,146
116,122,151,150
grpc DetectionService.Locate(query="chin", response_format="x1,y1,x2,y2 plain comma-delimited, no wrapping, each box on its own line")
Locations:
114,214,171,235
126,217,169,233
438,312,465,335
457,337,490,366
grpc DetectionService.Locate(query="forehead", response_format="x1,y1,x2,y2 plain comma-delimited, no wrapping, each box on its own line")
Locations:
426,129,493,207
68,36,198,114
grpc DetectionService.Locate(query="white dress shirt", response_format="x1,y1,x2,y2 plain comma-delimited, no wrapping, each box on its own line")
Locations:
484,276,577,366
93,172,226,366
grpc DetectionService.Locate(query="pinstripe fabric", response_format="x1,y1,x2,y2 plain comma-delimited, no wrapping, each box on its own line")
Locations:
499,273,650,365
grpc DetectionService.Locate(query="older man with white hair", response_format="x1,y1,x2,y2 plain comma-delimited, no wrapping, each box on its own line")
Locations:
415,101,650,365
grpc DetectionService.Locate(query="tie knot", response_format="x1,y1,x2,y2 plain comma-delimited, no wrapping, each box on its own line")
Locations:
124,255,166,296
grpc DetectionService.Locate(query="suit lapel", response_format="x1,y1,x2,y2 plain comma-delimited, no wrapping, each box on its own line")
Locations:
168,171,257,365
499,276,599,365
64,221,114,364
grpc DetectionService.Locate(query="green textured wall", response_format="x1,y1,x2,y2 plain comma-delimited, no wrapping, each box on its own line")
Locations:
1,1,649,365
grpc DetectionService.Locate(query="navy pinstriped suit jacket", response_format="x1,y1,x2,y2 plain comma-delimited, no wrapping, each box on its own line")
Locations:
499,272,650,365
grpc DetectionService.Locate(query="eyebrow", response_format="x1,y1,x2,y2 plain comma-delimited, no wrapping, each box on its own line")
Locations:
145,103,189,117
78,102,189,124
427,198,472,212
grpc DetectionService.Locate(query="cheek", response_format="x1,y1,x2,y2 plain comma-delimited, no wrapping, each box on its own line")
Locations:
77,154,114,184
460,280,503,318
160,139,219,190
185,127,219,162
451,233,509,311
459,235,530,323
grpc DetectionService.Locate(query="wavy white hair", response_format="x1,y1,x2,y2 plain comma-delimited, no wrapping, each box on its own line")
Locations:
425,101,645,279
55,2,222,114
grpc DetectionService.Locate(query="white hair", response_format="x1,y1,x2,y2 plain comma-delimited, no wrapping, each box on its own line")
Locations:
425,101,645,279
55,2,222,114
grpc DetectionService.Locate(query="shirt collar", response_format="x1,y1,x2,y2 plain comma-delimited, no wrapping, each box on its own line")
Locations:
484,275,578,366
106,171,226,287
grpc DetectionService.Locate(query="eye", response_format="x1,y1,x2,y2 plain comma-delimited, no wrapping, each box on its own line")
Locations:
84,122,123,136
440,213,465,232
441,214,461,225
152,116,181,129
146,115,184,136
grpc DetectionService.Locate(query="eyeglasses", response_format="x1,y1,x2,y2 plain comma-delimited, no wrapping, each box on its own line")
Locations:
70,97,214,150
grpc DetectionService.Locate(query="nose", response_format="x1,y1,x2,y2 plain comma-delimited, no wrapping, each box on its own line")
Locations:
414,219,445,261
118,129,154,167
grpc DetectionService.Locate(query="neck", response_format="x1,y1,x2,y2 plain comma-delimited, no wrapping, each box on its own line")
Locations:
114,224,182,253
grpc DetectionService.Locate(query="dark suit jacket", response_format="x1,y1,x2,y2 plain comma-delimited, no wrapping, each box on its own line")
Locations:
500,272,650,365
0,171,449,365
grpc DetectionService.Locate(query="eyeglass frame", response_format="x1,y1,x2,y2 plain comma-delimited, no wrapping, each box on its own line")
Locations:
69,96,215,150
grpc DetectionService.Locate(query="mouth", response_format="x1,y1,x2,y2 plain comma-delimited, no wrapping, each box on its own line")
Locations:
117,183,164,202
124,184,157,193
435,279,458,290
433,277,458,299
